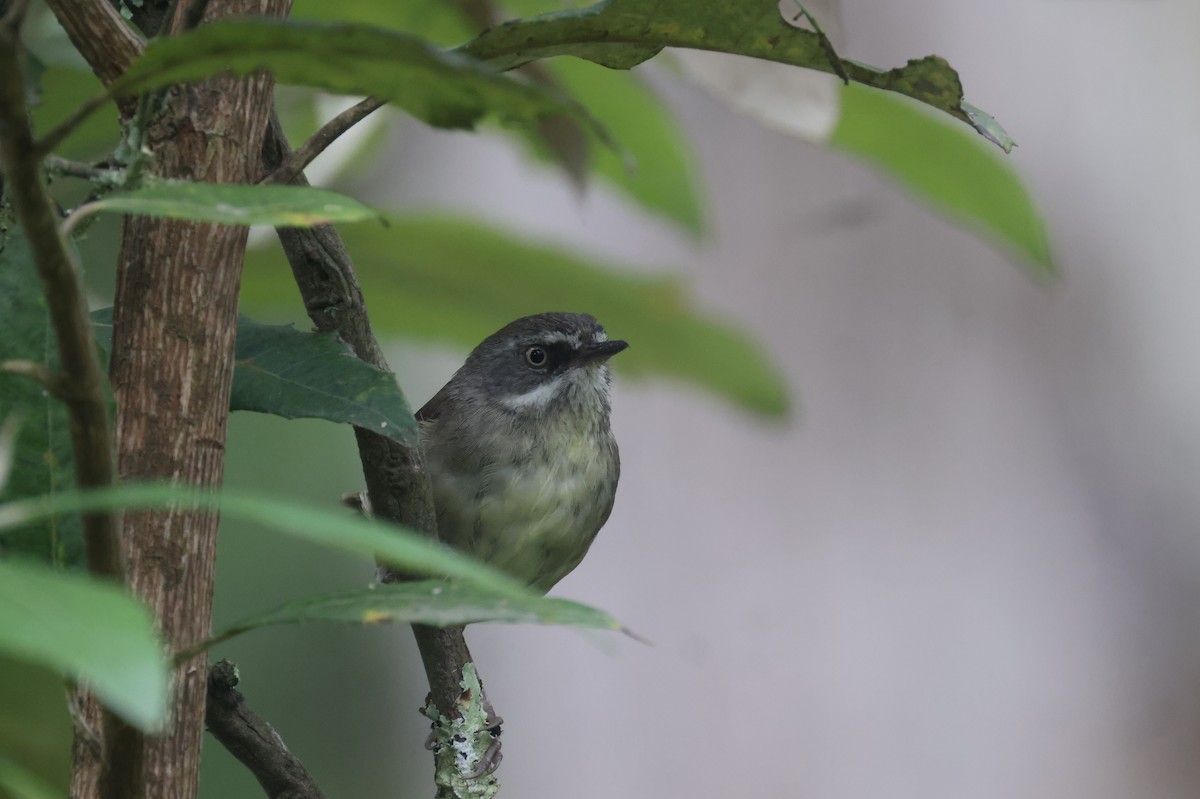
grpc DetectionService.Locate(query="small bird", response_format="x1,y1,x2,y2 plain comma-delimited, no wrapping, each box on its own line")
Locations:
417,312,627,593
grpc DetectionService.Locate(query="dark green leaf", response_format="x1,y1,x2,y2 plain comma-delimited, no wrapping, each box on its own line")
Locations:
109,18,616,148
29,66,119,161
0,484,532,600
0,560,167,732
831,83,1051,277
460,0,1012,150
91,311,417,444
240,215,790,416
200,580,624,653
0,226,83,568
84,181,382,228
0,754,63,799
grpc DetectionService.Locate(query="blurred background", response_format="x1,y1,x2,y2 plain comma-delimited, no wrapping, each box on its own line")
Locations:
9,0,1200,797
211,1,1200,796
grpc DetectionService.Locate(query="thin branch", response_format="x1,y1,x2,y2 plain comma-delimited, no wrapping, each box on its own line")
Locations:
45,155,117,182
0,359,60,394
260,97,384,186
34,92,119,158
206,660,327,799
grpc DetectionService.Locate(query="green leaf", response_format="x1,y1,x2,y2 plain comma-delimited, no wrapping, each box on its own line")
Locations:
0,754,63,799
240,215,790,416
199,580,624,654
540,59,705,235
91,311,417,445
83,181,382,228
831,83,1052,277
460,0,1012,150
29,65,119,161
0,560,167,732
0,484,532,601
109,17,615,147
291,0,474,46
0,226,83,568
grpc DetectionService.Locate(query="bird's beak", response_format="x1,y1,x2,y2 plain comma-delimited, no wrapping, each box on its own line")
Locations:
577,339,628,364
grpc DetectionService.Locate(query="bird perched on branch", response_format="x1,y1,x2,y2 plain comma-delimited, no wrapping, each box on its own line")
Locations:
417,312,627,592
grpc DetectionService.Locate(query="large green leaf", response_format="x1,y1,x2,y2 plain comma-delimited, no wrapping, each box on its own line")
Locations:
195,580,624,655
540,58,705,235
91,312,418,445
240,215,789,416
0,227,83,568
0,484,531,600
831,83,1052,277
0,560,167,732
108,17,614,147
82,181,382,228
460,0,1012,150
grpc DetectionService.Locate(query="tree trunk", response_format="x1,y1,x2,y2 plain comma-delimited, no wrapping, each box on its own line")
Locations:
67,3,290,798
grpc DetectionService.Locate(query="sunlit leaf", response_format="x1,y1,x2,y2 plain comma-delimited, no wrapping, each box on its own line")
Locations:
84,181,382,228
0,560,167,732
831,83,1051,277
241,216,790,416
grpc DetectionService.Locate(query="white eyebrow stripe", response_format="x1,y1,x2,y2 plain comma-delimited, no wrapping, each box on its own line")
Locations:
499,376,566,411
536,331,581,348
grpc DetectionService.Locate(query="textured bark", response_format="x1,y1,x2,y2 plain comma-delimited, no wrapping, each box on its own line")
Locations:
62,2,291,799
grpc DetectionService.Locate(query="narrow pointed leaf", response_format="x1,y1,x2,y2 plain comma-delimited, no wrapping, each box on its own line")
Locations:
831,83,1051,276
0,560,167,732
199,581,623,653
0,484,532,600
108,18,616,148
240,216,790,416
461,0,1012,150
84,181,382,228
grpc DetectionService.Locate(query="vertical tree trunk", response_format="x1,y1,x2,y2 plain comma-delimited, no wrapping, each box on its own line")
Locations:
67,3,290,798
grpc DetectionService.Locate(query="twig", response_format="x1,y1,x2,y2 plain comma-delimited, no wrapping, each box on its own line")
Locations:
260,97,384,186
0,359,60,394
206,660,327,799
262,109,495,798
33,93,118,159
45,155,117,182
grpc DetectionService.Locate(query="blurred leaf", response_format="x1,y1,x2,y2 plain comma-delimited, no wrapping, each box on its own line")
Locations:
199,580,624,653
29,65,119,161
91,311,416,444
540,59,705,235
0,484,534,601
0,658,71,799
0,754,63,799
0,560,167,732
0,227,82,568
291,0,473,45
241,216,789,416
109,18,616,148
831,83,1052,277
84,181,383,228
461,0,1012,150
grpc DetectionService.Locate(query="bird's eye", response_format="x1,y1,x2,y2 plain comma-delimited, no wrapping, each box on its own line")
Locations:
525,346,548,366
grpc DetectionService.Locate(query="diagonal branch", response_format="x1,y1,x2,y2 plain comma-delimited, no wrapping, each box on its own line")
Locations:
206,660,327,799
260,97,384,186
